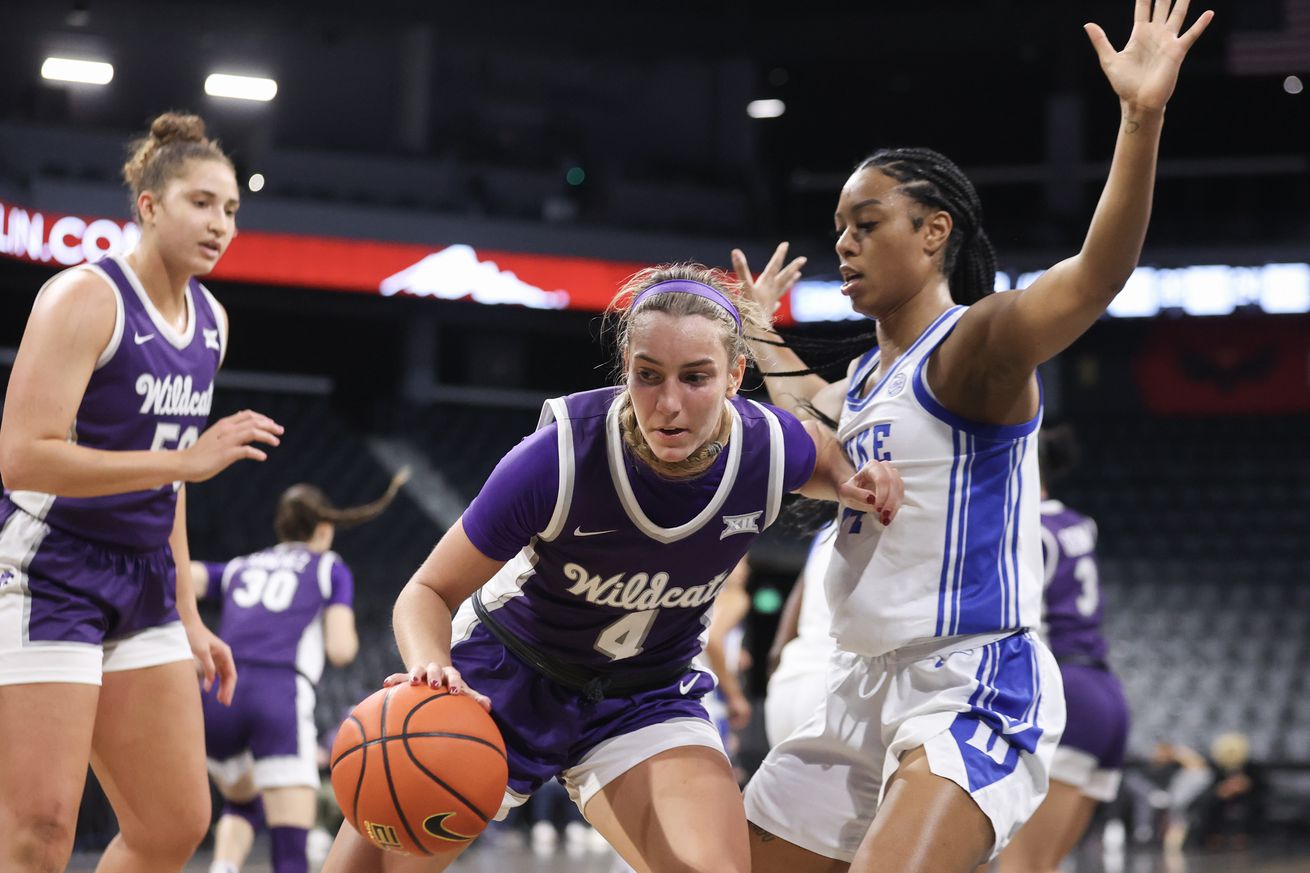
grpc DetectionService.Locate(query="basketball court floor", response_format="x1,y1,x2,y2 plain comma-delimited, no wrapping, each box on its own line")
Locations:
68,835,1310,872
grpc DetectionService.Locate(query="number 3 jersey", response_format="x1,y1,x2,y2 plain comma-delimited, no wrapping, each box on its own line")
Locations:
1038,500,1107,663
201,543,354,683
455,387,815,675
6,255,226,550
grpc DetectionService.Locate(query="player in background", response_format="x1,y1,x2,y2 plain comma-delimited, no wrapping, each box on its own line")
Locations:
0,111,282,873
322,264,904,873
993,426,1129,873
763,521,837,748
194,470,409,873
735,3,1212,870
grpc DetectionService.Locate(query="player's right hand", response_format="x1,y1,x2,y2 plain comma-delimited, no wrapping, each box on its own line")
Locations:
182,409,283,482
732,242,806,319
384,664,492,713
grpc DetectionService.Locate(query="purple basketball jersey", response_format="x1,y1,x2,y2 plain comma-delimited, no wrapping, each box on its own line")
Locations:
5,255,225,550
207,543,354,682
1039,500,1108,662
458,387,814,676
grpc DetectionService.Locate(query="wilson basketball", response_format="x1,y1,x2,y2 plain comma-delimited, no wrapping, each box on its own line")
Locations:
330,682,508,856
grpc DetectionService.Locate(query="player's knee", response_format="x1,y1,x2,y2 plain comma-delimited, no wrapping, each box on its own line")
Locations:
6,807,77,873
124,799,211,863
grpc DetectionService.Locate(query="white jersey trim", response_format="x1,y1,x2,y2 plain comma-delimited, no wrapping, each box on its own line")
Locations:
537,397,574,542
746,399,785,529
77,263,125,371
317,551,338,600
605,394,743,544
110,254,196,350
197,282,228,367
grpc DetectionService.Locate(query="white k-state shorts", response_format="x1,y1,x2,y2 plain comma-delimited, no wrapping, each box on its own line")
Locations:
744,629,1065,862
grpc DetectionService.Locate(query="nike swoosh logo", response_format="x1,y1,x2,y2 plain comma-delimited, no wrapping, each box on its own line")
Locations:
422,812,475,843
134,332,155,345
679,675,698,695
573,526,617,537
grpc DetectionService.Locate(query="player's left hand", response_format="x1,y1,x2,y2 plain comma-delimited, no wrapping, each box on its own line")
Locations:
185,619,238,705
383,664,493,713
1085,0,1214,112
838,459,904,526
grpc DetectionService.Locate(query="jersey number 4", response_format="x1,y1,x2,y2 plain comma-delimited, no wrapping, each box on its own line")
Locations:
593,609,659,661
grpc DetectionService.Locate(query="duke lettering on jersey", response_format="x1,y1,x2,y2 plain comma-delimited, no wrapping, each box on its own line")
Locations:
455,387,811,675
5,255,226,549
828,307,1045,658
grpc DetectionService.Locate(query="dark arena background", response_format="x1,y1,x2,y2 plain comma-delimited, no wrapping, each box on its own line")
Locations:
1,1,1307,871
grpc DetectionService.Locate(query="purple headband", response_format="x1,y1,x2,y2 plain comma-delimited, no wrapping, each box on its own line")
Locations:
629,279,742,334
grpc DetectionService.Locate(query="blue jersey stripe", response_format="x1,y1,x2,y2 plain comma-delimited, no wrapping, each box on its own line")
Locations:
936,429,964,636
1009,437,1029,628
954,438,1018,636
950,432,974,635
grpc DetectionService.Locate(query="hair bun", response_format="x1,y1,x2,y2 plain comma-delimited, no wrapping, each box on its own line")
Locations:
149,112,207,147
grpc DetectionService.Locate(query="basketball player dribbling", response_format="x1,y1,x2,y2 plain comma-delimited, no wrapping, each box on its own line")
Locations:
195,471,408,873
734,3,1213,870
322,264,905,873
0,112,282,873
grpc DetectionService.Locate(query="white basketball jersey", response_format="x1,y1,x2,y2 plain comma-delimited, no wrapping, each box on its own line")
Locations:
828,305,1044,657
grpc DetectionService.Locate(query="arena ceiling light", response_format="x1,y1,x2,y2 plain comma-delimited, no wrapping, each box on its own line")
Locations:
41,57,113,85
204,73,277,102
747,99,786,119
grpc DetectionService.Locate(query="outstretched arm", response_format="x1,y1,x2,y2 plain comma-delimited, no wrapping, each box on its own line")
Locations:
936,0,1213,406
733,244,849,424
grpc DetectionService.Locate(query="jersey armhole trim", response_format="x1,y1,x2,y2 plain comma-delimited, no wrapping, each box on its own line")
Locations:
197,282,228,368
317,551,337,599
75,264,124,371
746,400,785,529
911,338,1043,441
539,397,572,542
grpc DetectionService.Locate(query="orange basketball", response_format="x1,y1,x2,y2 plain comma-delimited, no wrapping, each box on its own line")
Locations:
330,682,508,856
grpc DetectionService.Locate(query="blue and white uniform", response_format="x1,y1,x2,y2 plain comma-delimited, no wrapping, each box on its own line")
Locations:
745,306,1066,860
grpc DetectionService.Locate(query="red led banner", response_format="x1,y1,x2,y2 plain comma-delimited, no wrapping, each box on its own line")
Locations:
0,199,796,321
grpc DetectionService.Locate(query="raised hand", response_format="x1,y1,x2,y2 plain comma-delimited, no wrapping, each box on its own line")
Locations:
182,409,283,482
731,242,807,319
1084,0,1214,112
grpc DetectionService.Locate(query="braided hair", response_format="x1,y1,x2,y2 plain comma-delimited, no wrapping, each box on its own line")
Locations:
759,147,998,390
856,147,997,306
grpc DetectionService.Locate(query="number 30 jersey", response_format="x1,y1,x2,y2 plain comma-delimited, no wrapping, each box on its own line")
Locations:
6,255,226,550
203,543,355,682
